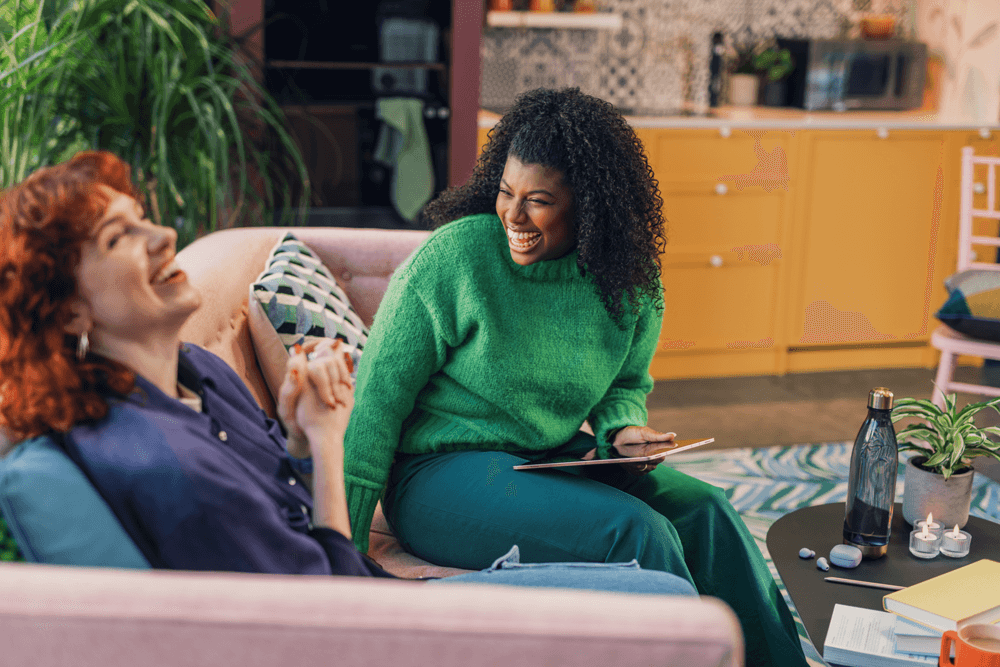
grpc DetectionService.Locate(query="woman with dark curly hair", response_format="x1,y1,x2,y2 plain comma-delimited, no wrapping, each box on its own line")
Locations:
344,88,808,667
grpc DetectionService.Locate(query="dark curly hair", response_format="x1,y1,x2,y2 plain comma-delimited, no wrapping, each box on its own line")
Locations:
422,87,666,325
0,151,137,441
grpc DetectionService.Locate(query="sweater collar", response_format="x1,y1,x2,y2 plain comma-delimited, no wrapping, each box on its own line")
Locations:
492,216,584,282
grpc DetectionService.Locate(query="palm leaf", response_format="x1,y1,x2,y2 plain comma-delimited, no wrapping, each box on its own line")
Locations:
0,0,308,244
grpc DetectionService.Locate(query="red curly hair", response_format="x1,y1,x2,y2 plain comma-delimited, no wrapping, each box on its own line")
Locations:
0,151,138,441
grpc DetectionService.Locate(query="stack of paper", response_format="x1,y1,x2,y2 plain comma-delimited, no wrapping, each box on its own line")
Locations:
893,616,945,657
823,605,938,667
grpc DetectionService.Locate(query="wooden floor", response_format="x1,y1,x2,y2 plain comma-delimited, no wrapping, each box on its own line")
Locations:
646,365,1000,483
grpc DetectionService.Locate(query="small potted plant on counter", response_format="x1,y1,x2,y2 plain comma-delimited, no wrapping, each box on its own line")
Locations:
727,37,763,106
891,393,1000,529
755,44,793,106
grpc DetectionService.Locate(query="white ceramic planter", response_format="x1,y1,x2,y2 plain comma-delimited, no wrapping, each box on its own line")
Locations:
902,456,974,529
729,74,760,106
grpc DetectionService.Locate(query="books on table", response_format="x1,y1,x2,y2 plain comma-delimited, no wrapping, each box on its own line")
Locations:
882,559,1000,632
893,615,943,656
823,604,938,667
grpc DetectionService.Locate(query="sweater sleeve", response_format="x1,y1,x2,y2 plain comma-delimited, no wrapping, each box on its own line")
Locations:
588,297,663,459
343,272,450,553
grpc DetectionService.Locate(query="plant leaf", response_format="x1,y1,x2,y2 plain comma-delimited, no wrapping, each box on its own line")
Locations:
949,431,965,469
923,451,949,468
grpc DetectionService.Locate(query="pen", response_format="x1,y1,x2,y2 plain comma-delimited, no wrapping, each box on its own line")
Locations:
825,577,905,591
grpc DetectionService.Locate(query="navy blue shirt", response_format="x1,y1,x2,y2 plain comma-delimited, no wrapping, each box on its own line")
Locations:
60,344,391,577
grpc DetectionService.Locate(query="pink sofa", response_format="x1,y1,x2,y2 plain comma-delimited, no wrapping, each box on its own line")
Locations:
0,226,744,666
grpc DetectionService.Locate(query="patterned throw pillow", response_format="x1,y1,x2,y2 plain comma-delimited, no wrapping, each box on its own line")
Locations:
936,270,1000,342
250,232,368,375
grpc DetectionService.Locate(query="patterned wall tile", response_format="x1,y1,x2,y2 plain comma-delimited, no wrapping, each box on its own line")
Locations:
481,0,913,113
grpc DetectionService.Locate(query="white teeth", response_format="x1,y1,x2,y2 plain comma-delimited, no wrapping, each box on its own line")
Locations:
506,227,541,249
152,260,179,285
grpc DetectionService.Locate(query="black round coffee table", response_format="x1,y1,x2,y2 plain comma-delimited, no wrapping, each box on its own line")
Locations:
766,503,1000,658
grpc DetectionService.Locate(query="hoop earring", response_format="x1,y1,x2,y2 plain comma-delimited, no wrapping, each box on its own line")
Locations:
76,331,89,361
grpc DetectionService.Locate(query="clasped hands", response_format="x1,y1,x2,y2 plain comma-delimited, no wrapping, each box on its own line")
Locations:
277,339,355,460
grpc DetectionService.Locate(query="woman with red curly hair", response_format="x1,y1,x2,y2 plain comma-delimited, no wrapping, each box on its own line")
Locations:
0,151,697,596
0,150,383,574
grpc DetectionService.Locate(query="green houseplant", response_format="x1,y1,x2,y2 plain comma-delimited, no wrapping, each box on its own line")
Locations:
0,0,308,248
727,36,793,106
753,46,793,84
891,393,1000,528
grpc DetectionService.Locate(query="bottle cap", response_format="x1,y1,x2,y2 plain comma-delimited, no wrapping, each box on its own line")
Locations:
868,387,893,410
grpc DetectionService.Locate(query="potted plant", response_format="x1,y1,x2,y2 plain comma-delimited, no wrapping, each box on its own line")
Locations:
0,0,308,249
891,394,1000,529
754,45,793,106
727,38,763,106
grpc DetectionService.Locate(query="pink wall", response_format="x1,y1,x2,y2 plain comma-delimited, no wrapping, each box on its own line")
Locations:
448,0,484,187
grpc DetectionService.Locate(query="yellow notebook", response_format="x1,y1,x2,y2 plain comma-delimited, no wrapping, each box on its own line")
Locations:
883,559,1000,632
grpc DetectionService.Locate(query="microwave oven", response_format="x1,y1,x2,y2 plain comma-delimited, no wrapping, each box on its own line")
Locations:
777,38,927,111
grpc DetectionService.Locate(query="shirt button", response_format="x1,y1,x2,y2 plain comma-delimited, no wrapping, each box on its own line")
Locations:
218,431,228,442
288,477,297,486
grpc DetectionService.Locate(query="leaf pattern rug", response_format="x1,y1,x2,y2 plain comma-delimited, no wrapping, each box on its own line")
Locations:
667,442,1000,667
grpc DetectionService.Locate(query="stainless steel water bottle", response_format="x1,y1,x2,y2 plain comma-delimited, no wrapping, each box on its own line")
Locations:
843,387,898,559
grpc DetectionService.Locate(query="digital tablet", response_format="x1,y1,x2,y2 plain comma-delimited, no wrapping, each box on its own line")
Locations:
512,437,715,470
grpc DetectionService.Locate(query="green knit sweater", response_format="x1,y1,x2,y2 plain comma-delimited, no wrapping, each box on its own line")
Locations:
343,213,662,552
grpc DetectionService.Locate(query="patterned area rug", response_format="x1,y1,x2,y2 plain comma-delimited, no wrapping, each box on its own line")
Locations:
667,443,1000,667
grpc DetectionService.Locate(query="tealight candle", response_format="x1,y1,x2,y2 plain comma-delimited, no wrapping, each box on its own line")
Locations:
915,512,944,538
940,524,972,558
909,524,941,559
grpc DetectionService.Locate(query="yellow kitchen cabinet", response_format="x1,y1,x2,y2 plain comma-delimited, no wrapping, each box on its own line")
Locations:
786,130,954,372
641,128,794,186
652,184,788,377
477,125,491,156
646,129,795,379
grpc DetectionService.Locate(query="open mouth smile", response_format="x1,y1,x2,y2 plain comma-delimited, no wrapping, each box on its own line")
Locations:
506,227,542,252
151,259,185,285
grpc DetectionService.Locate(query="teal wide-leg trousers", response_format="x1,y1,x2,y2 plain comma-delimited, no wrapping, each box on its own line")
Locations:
383,444,808,667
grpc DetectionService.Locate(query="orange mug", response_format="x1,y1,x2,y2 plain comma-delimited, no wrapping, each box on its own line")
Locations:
940,624,1000,667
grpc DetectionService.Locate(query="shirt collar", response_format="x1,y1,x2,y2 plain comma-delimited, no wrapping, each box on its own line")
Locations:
127,344,214,409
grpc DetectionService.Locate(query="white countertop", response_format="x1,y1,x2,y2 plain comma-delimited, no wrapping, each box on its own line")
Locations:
479,107,1000,132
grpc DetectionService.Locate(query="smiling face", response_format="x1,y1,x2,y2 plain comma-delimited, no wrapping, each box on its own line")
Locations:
67,186,201,353
496,155,576,266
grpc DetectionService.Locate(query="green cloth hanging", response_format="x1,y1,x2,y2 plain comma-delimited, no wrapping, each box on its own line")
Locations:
374,98,434,223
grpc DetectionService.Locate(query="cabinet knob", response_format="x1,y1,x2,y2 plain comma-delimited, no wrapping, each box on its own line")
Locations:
971,250,979,262
876,127,889,139
709,254,724,268
974,182,986,195
719,127,732,138
980,128,992,139
714,183,728,195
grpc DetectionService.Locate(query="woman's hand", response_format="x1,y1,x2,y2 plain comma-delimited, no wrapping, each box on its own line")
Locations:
612,426,676,476
276,339,355,460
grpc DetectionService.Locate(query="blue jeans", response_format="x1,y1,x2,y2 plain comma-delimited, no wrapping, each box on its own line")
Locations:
429,545,697,595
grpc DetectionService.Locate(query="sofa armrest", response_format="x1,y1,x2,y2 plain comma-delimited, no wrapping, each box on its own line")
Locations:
0,562,743,667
